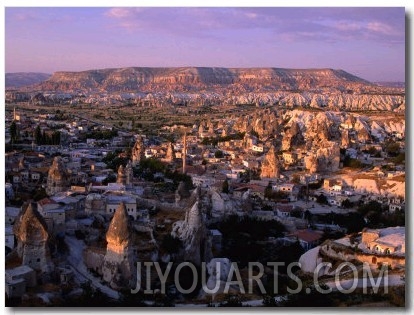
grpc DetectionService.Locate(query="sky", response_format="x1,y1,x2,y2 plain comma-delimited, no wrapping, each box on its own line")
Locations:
4,6,406,82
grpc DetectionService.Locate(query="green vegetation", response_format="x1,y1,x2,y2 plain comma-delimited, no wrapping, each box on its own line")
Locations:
390,152,405,165
357,200,404,228
214,150,224,158
385,140,400,157
161,234,182,254
201,132,245,146
222,178,229,194
213,215,285,266
79,129,118,141
343,155,363,168
102,150,129,171
9,121,19,143
34,125,61,145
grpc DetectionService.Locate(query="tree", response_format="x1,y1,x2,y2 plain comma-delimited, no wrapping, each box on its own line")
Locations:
264,181,273,200
317,193,328,205
385,141,400,157
222,178,229,194
291,174,301,184
341,198,353,209
161,234,182,254
218,294,243,307
9,121,18,143
214,150,224,158
34,125,42,145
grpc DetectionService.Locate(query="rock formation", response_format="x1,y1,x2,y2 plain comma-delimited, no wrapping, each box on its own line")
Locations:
125,160,133,186
10,67,405,112
131,136,145,166
116,162,133,186
116,165,126,185
102,202,137,289
304,141,340,173
204,258,232,296
210,191,237,217
175,181,191,205
165,142,175,163
46,156,70,196
171,187,211,265
282,121,304,151
251,110,278,139
341,129,350,148
261,145,281,179
13,203,51,273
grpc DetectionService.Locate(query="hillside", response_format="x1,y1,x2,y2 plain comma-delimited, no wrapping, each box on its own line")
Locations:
36,67,370,92
5,72,51,88
6,67,405,112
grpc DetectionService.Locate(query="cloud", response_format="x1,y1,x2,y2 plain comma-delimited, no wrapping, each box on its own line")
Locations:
105,7,145,19
367,21,399,35
103,7,405,45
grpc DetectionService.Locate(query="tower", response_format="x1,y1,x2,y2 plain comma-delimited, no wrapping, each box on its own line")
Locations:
182,133,187,174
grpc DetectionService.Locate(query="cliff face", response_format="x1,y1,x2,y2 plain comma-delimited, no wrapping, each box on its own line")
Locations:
9,66,404,112
5,72,51,88
38,67,370,92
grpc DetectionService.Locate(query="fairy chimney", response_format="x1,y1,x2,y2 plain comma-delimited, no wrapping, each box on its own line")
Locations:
102,202,137,289
261,145,281,179
13,203,51,273
46,156,70,196
116,165,126,185
165,142,175,163
131,136,145,166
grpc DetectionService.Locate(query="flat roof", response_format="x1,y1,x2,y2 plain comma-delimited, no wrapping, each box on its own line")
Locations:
6,265,34,277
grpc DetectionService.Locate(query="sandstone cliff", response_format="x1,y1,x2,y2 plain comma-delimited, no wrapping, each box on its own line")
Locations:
9,66,405,112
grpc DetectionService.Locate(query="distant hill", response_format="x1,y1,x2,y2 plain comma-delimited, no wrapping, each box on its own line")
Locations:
6,67,404,112
374,82,405,88
34,67,371,93
6,72,51,88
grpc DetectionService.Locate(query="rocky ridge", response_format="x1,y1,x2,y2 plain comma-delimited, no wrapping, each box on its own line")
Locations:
6,67,405,112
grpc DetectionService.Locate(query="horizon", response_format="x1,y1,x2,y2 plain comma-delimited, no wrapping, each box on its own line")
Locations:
5,7,405,82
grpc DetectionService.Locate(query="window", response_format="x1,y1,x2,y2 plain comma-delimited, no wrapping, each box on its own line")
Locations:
372,257,377,264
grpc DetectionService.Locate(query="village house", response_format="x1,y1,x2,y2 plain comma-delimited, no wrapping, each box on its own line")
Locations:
290,229,323,251
275,204,296,218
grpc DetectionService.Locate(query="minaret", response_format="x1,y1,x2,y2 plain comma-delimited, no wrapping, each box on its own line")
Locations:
13,107,16,121
182,132,187,174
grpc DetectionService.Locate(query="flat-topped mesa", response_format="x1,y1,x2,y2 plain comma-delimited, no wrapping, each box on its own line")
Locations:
13,203,51,272
39,67,371,92
16,66,405,112
46,156,70,196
